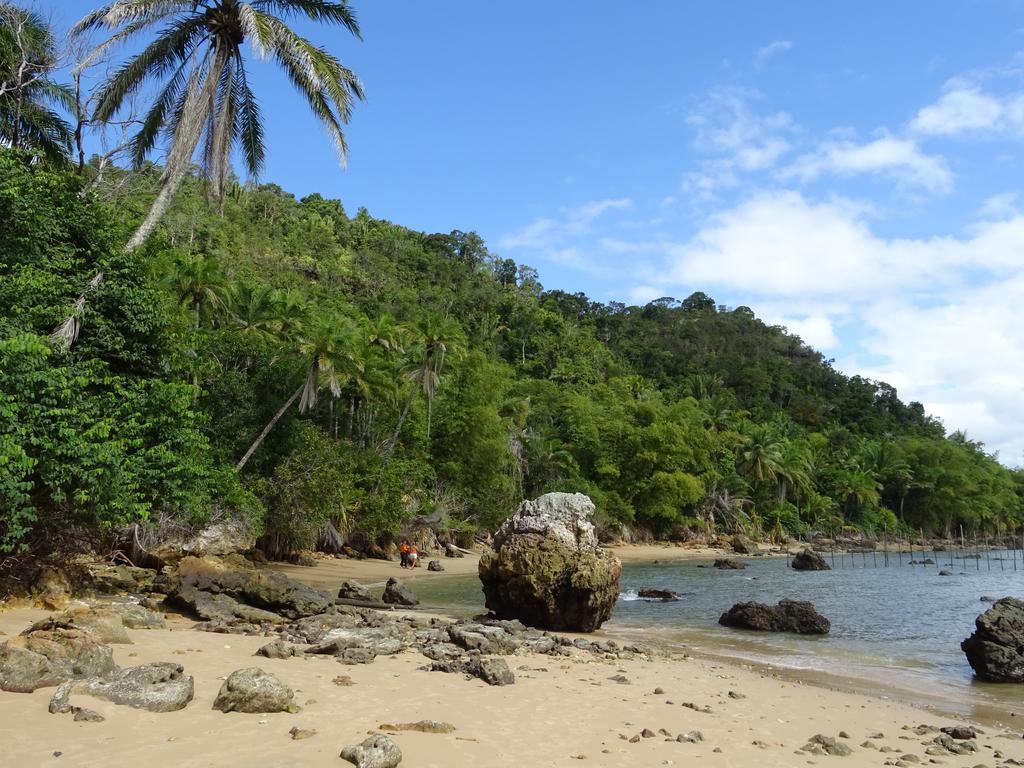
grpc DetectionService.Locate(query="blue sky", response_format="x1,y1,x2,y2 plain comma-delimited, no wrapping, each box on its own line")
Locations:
50,1,1024,464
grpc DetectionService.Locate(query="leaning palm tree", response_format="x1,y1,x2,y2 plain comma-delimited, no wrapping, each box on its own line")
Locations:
0,3,74,161
235,312,363,471
53,0,364,347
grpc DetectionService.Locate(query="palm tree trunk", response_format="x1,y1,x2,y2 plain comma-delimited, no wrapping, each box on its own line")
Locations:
52,48,225,346
236,383,303,472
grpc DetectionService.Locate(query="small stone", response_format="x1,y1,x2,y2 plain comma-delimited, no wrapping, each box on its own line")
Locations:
728,690,746,699
653,687,665,694
332,675,354,686
289,726,317,740
629,735,641,743
377,720,455,734
641,728,657,738
73,708,104,722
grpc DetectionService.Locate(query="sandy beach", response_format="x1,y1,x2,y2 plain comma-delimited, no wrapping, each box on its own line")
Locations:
2,550,1022,768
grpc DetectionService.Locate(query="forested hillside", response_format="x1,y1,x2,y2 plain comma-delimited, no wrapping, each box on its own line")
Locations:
3,149,1022,560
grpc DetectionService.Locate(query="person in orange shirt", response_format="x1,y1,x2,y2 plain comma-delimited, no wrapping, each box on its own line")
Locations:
399,542,410,568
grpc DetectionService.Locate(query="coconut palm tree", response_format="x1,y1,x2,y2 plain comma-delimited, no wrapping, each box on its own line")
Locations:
381,314,464,463
235,312,363,471
164,253,228,328
74,0,364,248
54,0,364,347
0,3,73,162
737,424,785,487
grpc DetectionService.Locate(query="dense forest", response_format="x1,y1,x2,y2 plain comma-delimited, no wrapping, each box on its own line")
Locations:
2,2,1022,564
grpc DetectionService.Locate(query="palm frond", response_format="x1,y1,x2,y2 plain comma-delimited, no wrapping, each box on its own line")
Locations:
252,0,361,38
234,58,264,176
71,1,195,36
92,15,207,122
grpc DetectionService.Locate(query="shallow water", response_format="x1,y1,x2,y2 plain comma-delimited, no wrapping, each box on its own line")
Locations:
413,552,1024,719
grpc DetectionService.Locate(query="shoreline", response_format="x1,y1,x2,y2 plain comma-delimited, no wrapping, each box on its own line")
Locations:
2,600,1022,768
277,549,1024,731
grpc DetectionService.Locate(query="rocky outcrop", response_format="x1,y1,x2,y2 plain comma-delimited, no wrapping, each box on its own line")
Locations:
0,628,118,693
791,548,831,571
719,599,830,635
86,564,157,594
961,597,1024,682
28,606,132,644
337,580,375,602
731,534,758,555
76,662,194,712
213,667,298,713
165,555,331,622
427,560,444,572
382,578,419,606
478,492,621,632
340,734,403,768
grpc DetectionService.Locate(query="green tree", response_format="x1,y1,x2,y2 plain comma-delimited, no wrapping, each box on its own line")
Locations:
0,4,73,162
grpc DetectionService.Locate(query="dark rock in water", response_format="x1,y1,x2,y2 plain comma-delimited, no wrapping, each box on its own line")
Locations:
636,589,681,602
78,662,194,712
0,628,118,693
938,569,952,576
213,667,298,713
961,597,1024,682
731,534,758,555
166,556,331,621
713,559,746,570
427,560,445,572
719,599,830,635
340,734,403,768
382,578,419,606
791,549,831,571
478,492,621,632
980,595,996,603
337,580,375,602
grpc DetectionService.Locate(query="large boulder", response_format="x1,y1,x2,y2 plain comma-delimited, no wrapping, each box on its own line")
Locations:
731,534,758,555
212,667,298,713
86,564,157,594
165,556,331,620
478,492,621,632
0,628,117,693
791,548,831,571
961,597,1024,682
77,662,194,712
381,578,419,606
719,599,830,635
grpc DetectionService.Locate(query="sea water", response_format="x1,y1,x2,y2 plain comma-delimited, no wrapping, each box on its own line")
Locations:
412,553,1024,719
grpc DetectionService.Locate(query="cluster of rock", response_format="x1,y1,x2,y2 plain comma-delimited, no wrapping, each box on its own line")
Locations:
718,599,831,635
961,596,1024,682
478,492,621,632
0,603,196,719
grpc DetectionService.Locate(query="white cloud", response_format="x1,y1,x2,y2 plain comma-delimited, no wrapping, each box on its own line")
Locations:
910,79,1024,137
782,136,952,193
977,192,1018,220
755,39,793,68
499,198,632,252
685,88,796,196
